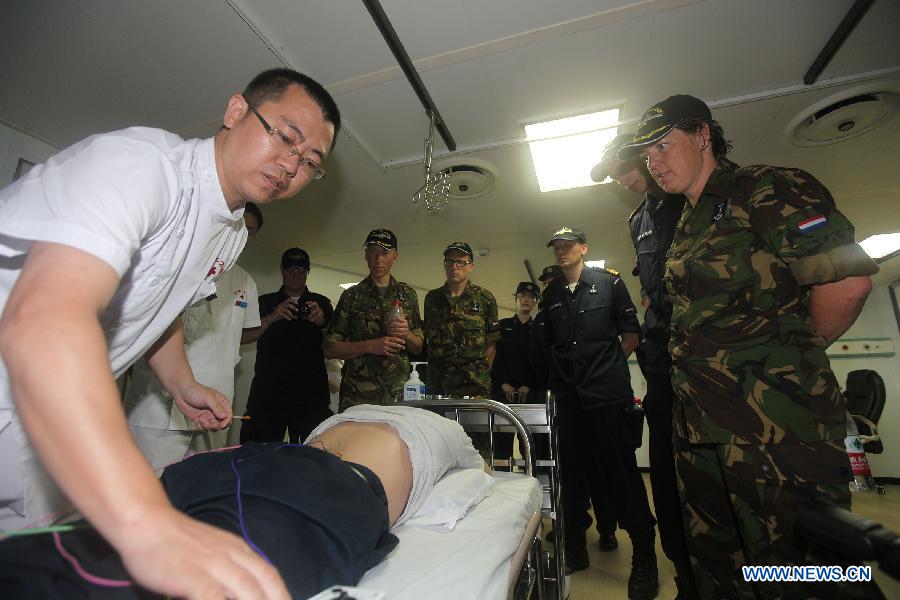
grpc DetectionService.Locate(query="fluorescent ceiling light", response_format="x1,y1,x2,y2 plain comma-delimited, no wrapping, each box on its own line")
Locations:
585,260,606,269
525,109,620,193
338,282,357,290
859,233,900,260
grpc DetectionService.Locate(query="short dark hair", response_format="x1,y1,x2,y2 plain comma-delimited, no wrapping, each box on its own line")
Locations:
244,201,263,230
676,118,732,161
243,68,342,151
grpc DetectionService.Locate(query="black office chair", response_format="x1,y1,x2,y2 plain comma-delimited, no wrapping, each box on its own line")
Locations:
844,369,886,455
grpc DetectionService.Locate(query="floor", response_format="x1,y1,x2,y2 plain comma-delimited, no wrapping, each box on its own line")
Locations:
548,476,900,599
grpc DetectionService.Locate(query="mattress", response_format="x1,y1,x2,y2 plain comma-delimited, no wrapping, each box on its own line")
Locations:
357,472,543,600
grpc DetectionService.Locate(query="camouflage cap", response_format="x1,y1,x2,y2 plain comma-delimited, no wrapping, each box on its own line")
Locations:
590,132,635,182
618,95,712,159
515,281,540,298
538,264,563,282
444,241,474,259
364,228,397,249
546,226,586,247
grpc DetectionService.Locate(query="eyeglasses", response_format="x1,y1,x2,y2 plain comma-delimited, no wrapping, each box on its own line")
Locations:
443,258,472,268
250,107,326,180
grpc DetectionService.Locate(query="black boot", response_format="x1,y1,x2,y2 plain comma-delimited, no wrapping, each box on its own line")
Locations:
598,529,618,552
673,560,698,600
627,527,659,600
565,533,590,573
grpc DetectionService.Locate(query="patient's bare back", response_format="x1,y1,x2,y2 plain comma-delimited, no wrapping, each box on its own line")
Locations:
308,422,413,526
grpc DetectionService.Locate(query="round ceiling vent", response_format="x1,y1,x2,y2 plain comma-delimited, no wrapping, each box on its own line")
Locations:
789,91,900,147
435,162,496,199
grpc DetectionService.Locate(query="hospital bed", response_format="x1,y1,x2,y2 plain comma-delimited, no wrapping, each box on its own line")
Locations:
359,397,567,600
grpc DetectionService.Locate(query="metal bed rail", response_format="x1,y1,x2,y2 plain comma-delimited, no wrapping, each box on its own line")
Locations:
395,396,566,600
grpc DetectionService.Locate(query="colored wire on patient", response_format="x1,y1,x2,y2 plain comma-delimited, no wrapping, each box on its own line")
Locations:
52,531,133,588
230,457,273,565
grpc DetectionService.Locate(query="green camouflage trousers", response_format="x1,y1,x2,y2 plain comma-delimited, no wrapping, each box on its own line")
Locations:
337,381,400,413
675,440,883,600
425,363,490,399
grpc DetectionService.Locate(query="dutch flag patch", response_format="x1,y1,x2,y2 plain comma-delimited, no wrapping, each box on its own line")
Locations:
798,214,827,232
234,300,248,308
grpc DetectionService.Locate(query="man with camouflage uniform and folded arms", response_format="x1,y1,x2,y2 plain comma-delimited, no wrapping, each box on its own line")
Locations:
619,94,881,599
324,229,423,410
423,242,500,397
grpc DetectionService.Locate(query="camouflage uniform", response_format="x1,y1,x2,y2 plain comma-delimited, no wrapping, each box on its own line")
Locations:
665,160,880,599
325,276,423,411
423,281,500,397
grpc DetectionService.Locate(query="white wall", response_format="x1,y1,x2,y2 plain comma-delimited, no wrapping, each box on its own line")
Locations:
0,122,58,186
827,283,900,479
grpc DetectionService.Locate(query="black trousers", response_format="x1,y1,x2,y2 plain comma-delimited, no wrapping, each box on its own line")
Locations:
240,402,332,444
0,444,397,600
557,395,656,548
644,370,692,569
569,450,618,535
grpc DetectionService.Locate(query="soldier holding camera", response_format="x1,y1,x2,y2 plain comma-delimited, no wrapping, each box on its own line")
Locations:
241,247,334,443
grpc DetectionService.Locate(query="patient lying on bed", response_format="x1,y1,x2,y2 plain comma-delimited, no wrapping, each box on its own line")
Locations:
0,405,484,599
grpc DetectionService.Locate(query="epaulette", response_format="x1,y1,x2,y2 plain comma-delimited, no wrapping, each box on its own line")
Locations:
734,164,788,181
605,267,620,277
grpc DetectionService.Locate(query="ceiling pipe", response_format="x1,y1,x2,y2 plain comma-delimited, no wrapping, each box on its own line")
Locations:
361,0,457,151
803,0,874,85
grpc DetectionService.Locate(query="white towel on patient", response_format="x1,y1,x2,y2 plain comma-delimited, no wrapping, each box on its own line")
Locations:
305,405,483,526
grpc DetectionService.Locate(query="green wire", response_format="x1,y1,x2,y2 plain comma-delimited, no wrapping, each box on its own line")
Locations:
0,522,87,538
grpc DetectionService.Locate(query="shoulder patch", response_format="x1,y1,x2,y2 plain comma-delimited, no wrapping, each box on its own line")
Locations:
798,214,827,232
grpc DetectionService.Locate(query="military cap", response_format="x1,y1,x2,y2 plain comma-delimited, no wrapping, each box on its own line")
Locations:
590,132,636,182
281,247,310,271
546,226,587,247
538,264,563,282
364,228,398,250
444,241,474,259
515,281,540,298
618,95,712,159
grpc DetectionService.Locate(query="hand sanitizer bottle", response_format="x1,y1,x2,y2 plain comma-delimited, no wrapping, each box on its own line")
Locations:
404,362,427,401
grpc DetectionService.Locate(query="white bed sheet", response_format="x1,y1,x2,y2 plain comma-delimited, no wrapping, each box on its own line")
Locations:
358,472,543,600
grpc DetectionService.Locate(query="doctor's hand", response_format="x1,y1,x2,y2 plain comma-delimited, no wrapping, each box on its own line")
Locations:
118,506,289,600
173,381,232,431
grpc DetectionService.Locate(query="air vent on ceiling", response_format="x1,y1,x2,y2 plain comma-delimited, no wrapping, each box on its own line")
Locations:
437,164,496,199
790,91,900,147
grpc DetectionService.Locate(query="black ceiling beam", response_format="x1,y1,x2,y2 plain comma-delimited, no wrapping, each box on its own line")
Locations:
803,0,874,85
361,0,456,151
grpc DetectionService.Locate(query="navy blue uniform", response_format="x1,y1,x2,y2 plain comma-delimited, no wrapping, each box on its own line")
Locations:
242,286,334,443
536,266,655,560
629,192,695,590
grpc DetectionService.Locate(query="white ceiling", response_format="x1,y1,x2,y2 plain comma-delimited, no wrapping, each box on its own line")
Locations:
3,0,900,312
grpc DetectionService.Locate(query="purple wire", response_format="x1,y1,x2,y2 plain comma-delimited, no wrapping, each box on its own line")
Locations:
228,443,311,564
230,457,273,565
